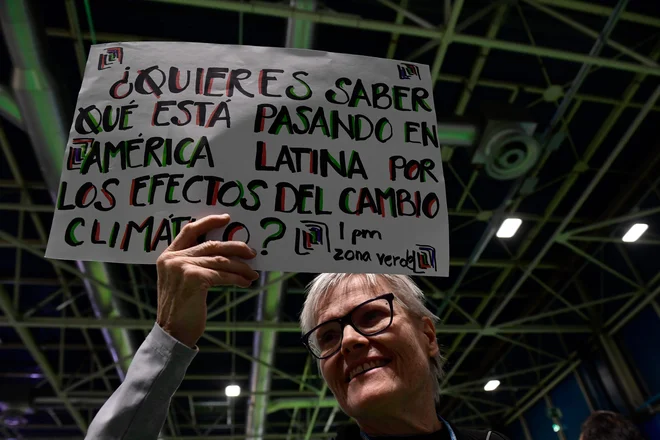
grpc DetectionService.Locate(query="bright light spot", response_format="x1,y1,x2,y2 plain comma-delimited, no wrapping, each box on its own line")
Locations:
622,223,648,243
496,218,522,238
484,380,501,391
225,385,241,397
552,423,561,433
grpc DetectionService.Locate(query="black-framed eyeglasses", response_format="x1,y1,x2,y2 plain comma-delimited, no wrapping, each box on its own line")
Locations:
301,293,395,359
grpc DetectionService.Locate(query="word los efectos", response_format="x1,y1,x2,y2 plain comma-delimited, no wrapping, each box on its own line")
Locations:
57,176,269,212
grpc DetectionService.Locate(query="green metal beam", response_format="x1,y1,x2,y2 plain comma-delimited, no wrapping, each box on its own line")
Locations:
609,283,660,335
0,230,156,316
534,0,660,28
304,383,329,440
384,0,409,59
0,0,136,380
440,362,561,394
0,285,88,433
563,205,660,237
485,84,660,330
0,85,22,127
145,0,660,76
64,0,86,75
497,291,635,328
430,0,465,84
558,240,642,289
247,271,284,439
267,397,338,414
43,27,660,113
504,358,582,424
523,0,658,67
0,316,594,334
454,3,508,115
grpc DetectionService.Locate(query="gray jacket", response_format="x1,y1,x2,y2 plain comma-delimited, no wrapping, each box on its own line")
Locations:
86,323,197,439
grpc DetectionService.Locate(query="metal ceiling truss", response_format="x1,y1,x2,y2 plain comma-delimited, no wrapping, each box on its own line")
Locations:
1,0,659,438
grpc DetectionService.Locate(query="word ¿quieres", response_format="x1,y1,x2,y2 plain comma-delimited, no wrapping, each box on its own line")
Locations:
107,66,433,113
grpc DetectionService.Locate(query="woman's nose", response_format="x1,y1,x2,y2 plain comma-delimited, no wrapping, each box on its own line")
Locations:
340,324,369,355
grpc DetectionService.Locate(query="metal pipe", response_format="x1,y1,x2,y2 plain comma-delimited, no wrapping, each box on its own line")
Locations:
0,84,23,128
504,358,582,424
454,4,508,115
40,27,660,112
450,32,660,77
0,285,88,433
64,0,87,75
441,42,660,387
430,0,465,84
303,383,328,440
377,0,434,30
523,0,658,67
534,0,660,28
384,0,409,59
406,1,518,62
267,397,338,414
496,85,660,420
487,84,660,329
542,0,628,139
496,163,660,423
246,273,284,440
145,0,660,77
0,231,156,315
0,0,137,381
563,205,660,237
0,316,593,334
610,283,660,335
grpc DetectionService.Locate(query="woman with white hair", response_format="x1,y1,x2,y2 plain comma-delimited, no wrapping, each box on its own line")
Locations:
85,215,510,439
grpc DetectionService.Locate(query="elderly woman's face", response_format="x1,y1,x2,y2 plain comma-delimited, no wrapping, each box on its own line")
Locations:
316,276,438,418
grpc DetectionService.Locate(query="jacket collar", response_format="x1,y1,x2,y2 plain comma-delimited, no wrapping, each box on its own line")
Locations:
337,415,458,440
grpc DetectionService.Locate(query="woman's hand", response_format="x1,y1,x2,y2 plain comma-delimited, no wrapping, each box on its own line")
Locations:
156,214,259,347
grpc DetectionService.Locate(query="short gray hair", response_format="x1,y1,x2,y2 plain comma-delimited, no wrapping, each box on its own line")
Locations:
300,273,445,402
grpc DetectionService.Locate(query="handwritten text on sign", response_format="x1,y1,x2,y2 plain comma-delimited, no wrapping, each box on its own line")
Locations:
45,42,449,276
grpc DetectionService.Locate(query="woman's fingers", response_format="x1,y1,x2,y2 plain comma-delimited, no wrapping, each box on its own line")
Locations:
195,256,260,282
198,266,254,288
179,240,256,260
168,214,231,252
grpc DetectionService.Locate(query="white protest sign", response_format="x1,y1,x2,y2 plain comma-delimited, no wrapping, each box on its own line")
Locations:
45,42,449,276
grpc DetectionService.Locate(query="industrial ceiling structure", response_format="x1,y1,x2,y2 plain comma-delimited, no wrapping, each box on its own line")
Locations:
1,0,660,439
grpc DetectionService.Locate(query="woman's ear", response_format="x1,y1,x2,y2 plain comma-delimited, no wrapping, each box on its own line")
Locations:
421,316,439,357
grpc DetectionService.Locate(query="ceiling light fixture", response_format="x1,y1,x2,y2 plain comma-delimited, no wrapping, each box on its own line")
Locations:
496,218,522,238
622,223,648,243
225,385,241,397
484,380,500,391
